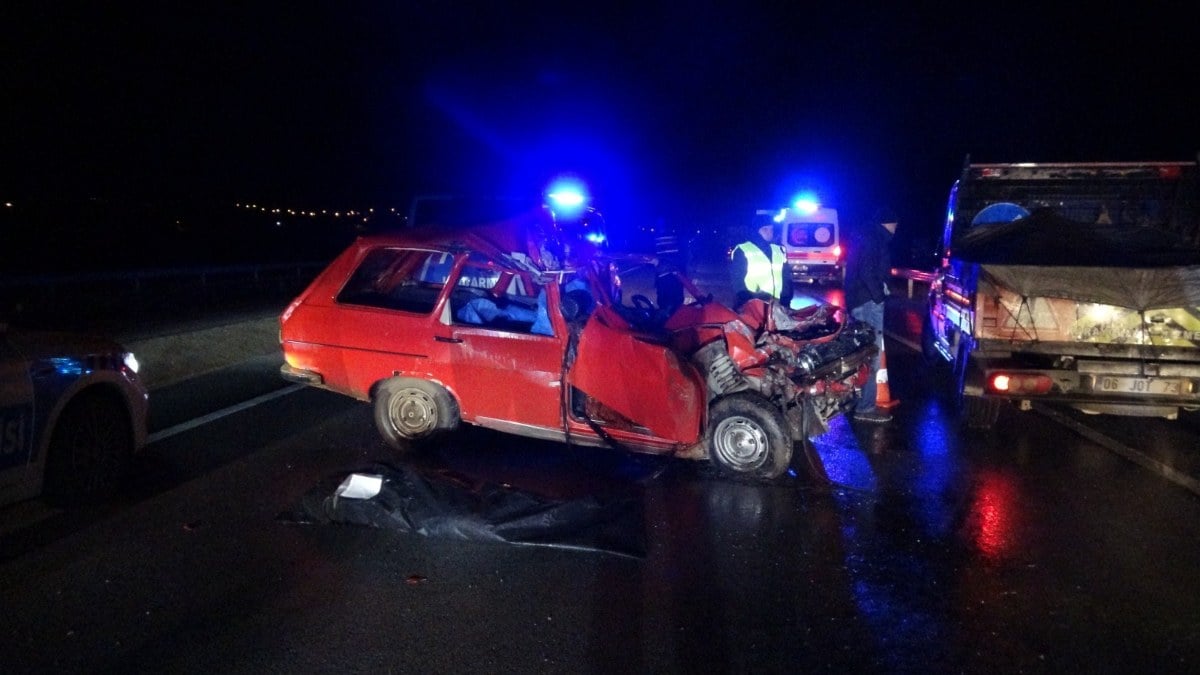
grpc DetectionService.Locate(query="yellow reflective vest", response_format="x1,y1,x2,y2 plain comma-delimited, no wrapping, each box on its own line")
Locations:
735,241,786,299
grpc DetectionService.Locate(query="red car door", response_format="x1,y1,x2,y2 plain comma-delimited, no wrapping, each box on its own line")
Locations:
566,306,704,444
441,258,567,432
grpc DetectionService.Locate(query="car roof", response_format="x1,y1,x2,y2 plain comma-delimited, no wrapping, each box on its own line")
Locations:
355,214,549,269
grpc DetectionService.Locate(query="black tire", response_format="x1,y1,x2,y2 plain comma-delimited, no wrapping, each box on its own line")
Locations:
373,378,460,451
707,392,792,479
43,392,133,507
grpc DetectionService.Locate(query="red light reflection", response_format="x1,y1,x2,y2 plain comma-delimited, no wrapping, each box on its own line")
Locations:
970,472,1016,560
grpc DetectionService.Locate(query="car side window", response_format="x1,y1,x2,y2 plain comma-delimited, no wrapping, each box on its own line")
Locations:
451,253,549,335
336,248,454,314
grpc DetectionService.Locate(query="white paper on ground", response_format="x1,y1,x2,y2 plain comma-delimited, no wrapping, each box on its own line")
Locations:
335,473,383,500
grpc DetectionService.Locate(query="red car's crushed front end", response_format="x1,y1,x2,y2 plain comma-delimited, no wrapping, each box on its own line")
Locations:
662,296,876,437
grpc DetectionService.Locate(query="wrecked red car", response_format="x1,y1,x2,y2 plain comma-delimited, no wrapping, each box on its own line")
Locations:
279,207,877,479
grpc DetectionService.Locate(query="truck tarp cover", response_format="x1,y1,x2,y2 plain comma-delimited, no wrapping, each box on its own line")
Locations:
297,462,646,558
956,208,1200,310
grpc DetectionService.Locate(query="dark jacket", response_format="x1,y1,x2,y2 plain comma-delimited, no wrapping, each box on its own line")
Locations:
845,222,894,309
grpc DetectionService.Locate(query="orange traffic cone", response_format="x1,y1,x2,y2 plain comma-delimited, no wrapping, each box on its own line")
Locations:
876,341,900,409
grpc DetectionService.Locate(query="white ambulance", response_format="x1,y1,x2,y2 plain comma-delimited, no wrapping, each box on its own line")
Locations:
756,204,844,285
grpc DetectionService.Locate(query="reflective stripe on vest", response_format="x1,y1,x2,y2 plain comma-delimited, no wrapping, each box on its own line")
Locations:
736,242,785,298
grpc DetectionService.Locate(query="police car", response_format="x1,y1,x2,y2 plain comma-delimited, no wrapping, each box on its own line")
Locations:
0,323,148,507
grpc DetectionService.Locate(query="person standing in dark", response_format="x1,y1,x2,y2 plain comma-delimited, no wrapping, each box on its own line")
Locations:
730,219,793,310
845,207,898,423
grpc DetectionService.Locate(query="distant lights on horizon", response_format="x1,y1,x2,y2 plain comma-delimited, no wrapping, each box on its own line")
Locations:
234,202,403,219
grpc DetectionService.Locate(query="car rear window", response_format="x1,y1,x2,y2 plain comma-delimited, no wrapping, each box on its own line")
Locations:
336,248,454,314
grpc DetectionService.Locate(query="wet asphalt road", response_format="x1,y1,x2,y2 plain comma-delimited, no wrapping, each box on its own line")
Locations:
2,286,1200,673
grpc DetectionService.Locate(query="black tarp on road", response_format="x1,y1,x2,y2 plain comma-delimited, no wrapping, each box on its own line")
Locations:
296,462,647,558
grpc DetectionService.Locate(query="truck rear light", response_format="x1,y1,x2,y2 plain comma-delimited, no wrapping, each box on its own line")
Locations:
988,372,1052,395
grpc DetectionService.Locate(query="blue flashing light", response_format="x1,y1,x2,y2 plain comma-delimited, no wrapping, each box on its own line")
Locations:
549,190,585,208
546,178,588,211
793,194,820,214
585,231,606,245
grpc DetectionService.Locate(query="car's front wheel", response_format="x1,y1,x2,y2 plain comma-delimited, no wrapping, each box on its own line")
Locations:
43,392,133,506
373,378,460,451
707,392,792,479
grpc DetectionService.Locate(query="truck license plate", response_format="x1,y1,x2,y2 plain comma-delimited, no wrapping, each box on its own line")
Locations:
1097,377,1183,395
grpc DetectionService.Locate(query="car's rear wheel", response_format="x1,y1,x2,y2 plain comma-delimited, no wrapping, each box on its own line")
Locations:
708,393,792,479
373,378,460,451
43,392,133,506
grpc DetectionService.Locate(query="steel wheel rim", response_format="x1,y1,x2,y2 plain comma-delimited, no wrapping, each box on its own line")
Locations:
712,415,769,471
387,388,439,436
68,402,126,492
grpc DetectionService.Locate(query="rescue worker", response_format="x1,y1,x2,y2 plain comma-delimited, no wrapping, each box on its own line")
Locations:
845,207,898,423
730,218,793,310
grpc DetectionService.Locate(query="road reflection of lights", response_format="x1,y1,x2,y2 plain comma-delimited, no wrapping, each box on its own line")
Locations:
810,418,877,491
970,472,1014,560
912,409,957,533
705,481,767,529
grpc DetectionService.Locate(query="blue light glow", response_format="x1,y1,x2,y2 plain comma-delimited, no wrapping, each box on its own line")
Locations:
546,179,588,210
585,231,606,244
793,193,821,214
48,357,88,377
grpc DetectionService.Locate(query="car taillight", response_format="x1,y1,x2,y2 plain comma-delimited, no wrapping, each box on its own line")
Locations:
987,372,1052,395
832,244,842,258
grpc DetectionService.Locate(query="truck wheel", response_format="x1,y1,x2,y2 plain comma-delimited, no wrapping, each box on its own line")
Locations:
373,379,460,451
708,393,792,479
44,392,134,506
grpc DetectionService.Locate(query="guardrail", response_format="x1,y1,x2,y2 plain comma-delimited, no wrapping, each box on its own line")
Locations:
891,268,936,299
1,262,327,332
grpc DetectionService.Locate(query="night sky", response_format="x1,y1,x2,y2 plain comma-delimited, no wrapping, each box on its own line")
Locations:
3,3,1198,247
